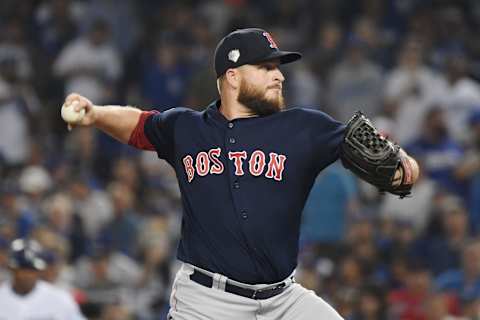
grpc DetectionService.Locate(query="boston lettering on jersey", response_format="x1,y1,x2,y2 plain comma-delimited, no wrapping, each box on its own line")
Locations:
182,148,286,182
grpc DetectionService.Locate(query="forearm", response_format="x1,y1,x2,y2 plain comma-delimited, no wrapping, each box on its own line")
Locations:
93,105,142,144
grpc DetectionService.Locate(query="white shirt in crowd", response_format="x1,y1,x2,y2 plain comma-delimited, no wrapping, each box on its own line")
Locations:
380,177,437,234
53,37,122,104
384,66,447,144
0,280,85,320
441,78,480,143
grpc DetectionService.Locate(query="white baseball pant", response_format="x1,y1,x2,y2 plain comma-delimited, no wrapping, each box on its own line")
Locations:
167,263,343,320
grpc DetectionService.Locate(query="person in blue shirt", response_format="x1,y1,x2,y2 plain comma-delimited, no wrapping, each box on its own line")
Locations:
141,40,192,111
300,162,358,246
407,105,464,195
60,28,418,320
455,109,480,233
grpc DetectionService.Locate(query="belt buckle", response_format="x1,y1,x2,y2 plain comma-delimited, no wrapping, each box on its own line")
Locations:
251,288,263,299
251,282,286,299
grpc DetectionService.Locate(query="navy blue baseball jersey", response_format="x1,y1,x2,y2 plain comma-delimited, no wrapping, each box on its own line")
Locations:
142,100,345,284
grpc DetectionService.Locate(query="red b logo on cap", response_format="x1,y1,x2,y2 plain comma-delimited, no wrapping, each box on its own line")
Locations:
263,32,278,49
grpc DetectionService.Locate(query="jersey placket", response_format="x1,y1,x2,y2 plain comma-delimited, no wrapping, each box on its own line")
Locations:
223,120,265,277
225,119,275,282
225,121,249,220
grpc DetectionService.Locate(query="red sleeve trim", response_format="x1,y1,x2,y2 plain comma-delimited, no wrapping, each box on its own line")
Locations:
128,111,159,151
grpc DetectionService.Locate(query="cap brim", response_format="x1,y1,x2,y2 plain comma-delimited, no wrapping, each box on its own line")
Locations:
255,50,302,65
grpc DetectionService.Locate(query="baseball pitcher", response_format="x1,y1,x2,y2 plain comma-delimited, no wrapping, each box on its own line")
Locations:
61,28,419,320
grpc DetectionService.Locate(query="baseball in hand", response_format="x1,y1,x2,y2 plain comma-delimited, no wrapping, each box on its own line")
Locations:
392,155,420,187
61,100,85,123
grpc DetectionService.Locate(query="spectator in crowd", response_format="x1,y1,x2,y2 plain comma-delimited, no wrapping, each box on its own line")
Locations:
440,51,480,143
80,0,141,55
64,126,97,179
301,162,358,247
0,19,34,83
98,182,140,258
379,161,436,235
140,38,192,111
38,191,88,262
54,19,122,104
111,157,141,195
0,78,32,166
307,20,343,86
381,220,418,267
182,18,218,108
134,215,175,319
335,255,366,306
35,228,75,291
455,110,480,233
0,239,85,319
384,37,447,144
74,245,142,313
388,260,433,320
0,185,35,240
15,166,53,236
285,60,322,108
0,18,42,135
431,6,472,71
407,105,465,195
436,239,480,302
42,192,74,236
34,0,78,59
351,16,388,66
331,254,368,318
328,35,384,122
424,292,465,320
66,174,112,245
351,285,387,320
411,195,471,275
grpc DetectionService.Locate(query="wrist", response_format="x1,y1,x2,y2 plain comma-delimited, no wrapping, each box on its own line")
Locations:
91,105,100,125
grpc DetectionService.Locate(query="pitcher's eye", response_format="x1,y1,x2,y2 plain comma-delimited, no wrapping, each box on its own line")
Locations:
258,64,276,71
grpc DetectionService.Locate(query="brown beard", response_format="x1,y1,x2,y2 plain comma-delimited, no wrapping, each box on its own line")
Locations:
237,79,285,116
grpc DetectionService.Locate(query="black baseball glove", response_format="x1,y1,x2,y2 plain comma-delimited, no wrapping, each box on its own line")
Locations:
340,111,413,198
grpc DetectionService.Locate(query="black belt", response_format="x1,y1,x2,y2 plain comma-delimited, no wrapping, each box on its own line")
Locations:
189,270,290,300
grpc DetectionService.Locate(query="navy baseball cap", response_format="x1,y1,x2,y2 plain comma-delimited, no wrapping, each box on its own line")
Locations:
214,28,302,78
8,238,46,271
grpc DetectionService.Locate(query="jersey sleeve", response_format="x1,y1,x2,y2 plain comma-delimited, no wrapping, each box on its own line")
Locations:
305,109,346,172
128,111,158,151
143,107,188,163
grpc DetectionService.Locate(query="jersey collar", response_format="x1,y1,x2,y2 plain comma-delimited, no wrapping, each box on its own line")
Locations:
206,100,230,127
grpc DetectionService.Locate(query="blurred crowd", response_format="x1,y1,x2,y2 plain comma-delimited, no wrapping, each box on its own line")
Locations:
1,0,480,319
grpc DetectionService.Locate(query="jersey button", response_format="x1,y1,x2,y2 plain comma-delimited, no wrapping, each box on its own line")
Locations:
229,137,236,144
241,210,248,219
228,122,234,129
233,181,240,189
